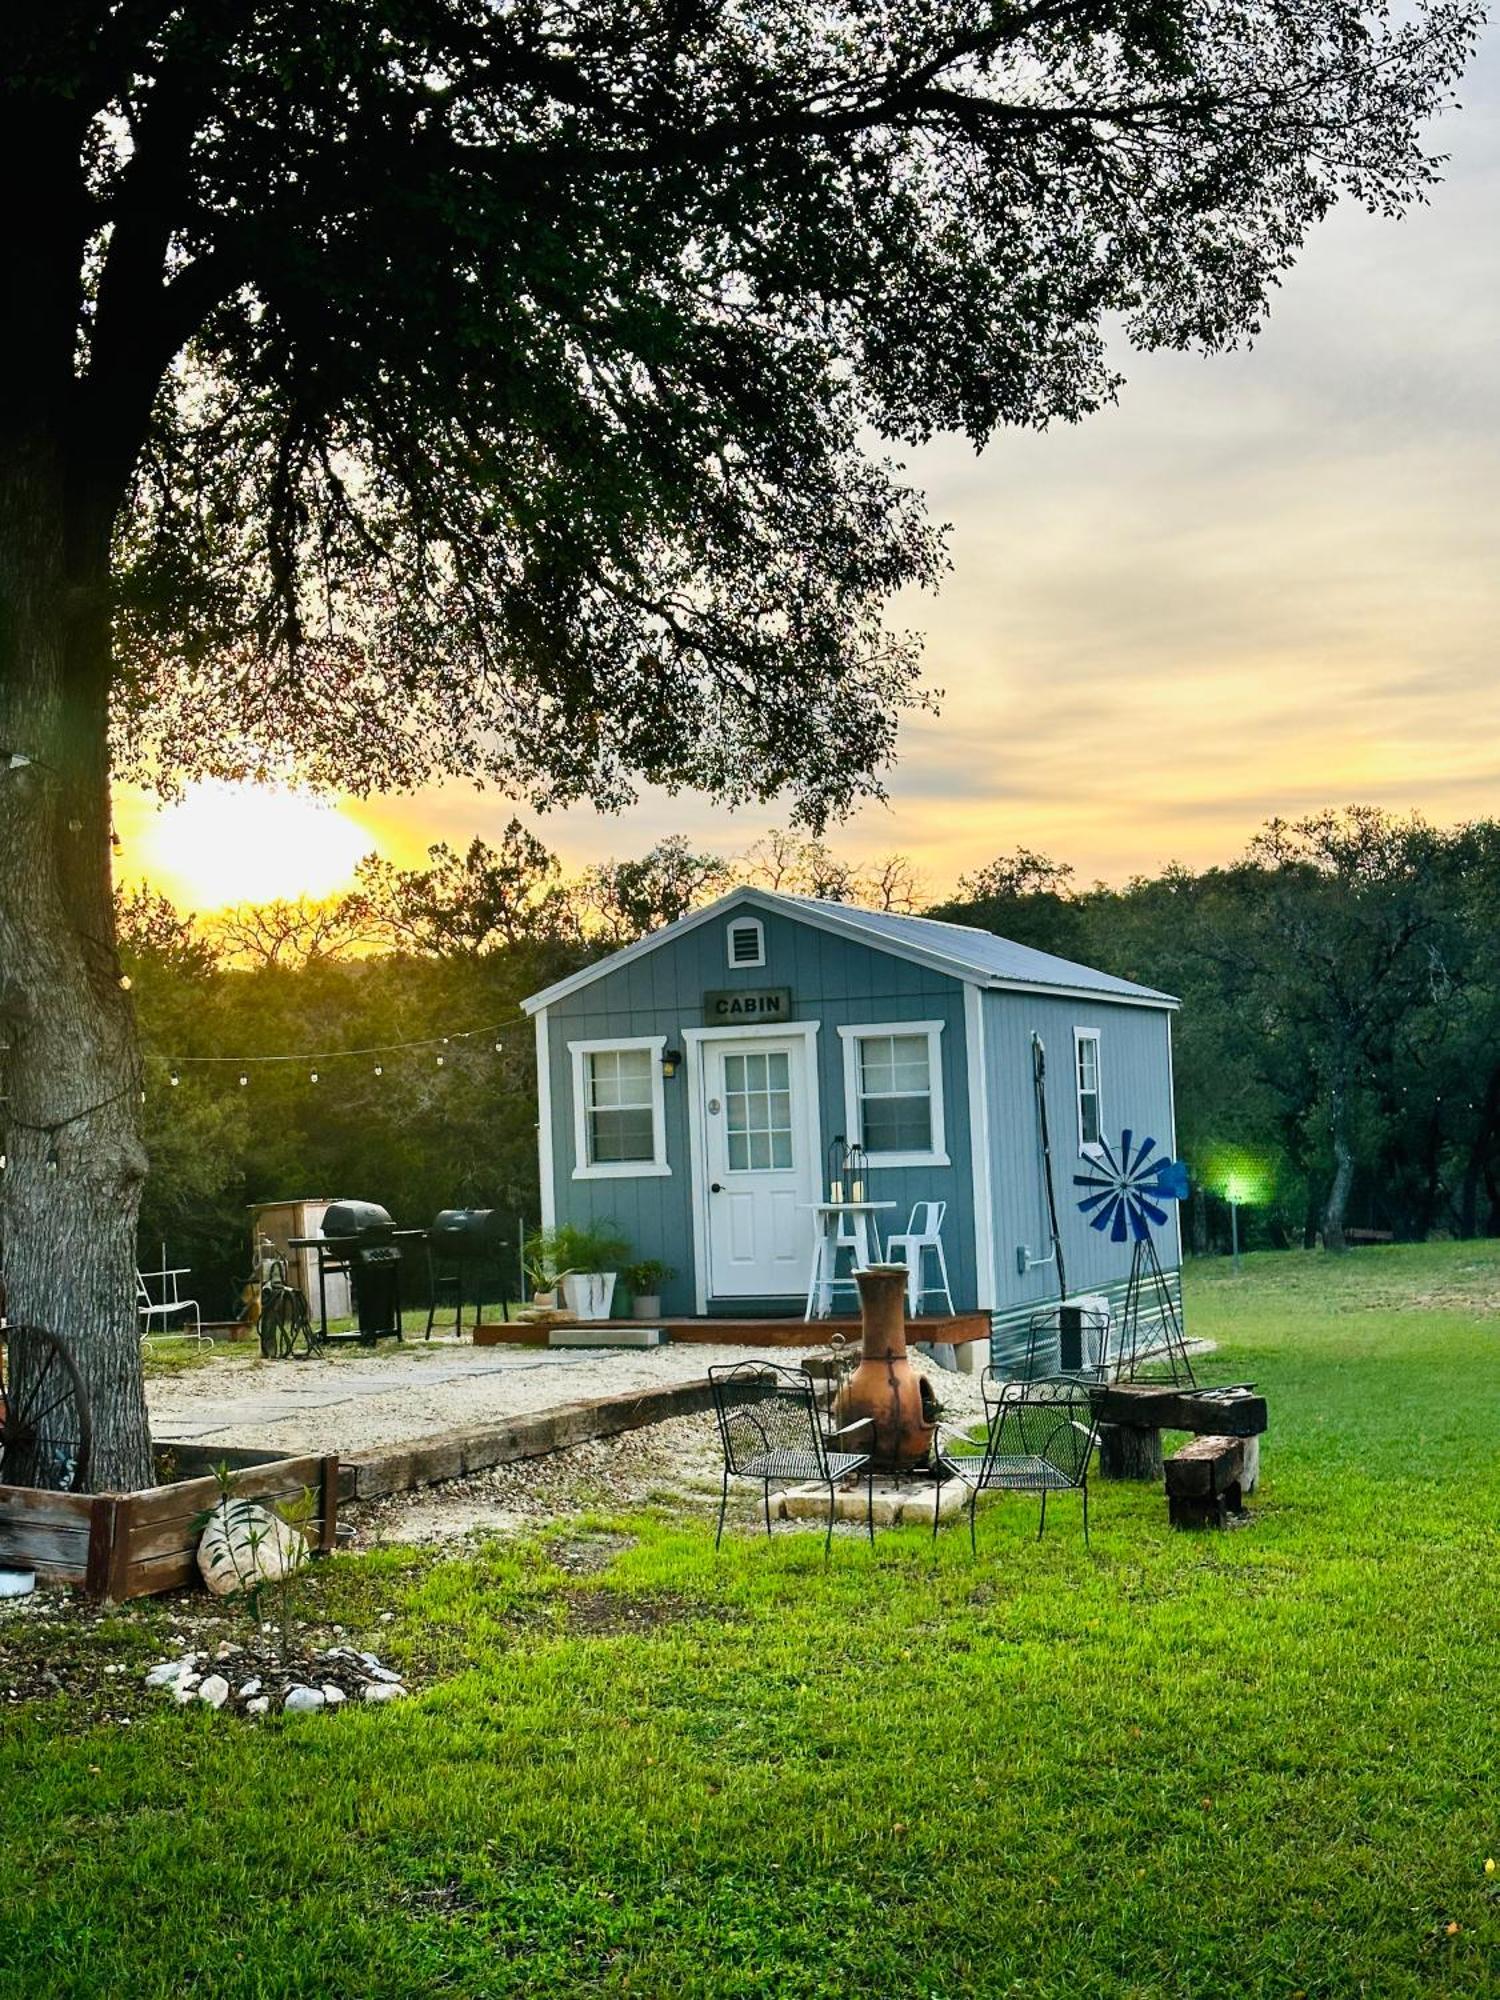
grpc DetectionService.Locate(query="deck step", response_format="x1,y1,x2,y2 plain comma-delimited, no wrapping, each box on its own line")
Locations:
546,1326,667,1349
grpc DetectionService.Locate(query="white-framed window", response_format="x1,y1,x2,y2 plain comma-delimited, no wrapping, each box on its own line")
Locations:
1074,1028,1103,1153
569,1036,670,1179
838,1021,949,1167
726,916,766,969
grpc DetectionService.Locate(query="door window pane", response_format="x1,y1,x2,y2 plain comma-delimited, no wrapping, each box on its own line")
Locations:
723,1049,794,1172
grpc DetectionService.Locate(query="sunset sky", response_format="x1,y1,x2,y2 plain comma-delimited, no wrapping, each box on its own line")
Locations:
123,33,1500,911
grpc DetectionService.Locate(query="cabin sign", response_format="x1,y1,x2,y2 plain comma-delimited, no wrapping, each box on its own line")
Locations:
703,986,792,1023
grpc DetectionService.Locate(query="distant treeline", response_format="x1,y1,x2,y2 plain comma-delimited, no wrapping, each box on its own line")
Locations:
125,807,1500,1314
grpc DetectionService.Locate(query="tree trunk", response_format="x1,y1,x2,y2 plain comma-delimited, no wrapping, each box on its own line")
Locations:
0,433,152,1491
1458,1063,1500,1239
1322,1079,1354,1253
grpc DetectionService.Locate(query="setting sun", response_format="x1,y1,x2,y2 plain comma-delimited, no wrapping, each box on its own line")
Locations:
131,781,375,910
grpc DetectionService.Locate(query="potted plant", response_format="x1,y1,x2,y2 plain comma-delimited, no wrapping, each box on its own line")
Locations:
521,1230,566,1310
623,1259,674,1321
531,1222,629,1321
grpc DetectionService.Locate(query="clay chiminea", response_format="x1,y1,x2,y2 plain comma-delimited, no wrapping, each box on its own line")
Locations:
839,1265,938,1472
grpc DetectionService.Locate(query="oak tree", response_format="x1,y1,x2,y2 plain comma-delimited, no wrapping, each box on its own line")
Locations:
0,0,1478,1481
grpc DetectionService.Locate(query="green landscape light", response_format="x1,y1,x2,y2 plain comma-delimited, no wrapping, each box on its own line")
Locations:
1202,1146,1275,1276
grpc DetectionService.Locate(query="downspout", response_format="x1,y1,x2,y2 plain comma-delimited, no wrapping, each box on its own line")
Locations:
1030,1032,1069,1301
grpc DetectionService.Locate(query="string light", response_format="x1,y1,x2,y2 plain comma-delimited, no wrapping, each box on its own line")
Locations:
157,1021,507,1073
310,1070,320,1084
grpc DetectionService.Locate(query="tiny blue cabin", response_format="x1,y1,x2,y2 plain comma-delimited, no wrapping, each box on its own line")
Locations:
522,888,1181,1369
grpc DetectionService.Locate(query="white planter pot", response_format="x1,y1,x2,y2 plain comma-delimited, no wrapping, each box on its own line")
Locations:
561,1272,617,1321
633,1295,662,1322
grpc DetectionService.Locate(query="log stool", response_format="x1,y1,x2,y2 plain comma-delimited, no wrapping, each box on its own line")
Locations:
1165,1434,1245,1528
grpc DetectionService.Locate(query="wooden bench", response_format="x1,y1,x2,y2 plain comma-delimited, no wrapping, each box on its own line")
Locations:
1341,1228,1394,1246
1165,1434,1246,1529
1090,1381,1266,1484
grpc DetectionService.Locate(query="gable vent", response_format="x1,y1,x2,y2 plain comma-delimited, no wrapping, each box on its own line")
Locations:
727,918,766,968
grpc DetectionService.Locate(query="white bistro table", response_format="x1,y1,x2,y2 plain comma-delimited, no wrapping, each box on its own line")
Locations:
803,1200,897,1319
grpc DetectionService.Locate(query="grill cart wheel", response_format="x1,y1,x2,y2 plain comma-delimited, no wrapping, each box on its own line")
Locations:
0,1325,93,1492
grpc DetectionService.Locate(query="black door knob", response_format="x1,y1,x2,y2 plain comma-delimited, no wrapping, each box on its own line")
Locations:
710,1182,724,1193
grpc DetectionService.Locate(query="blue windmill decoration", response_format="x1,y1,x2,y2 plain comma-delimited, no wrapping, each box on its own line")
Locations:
1073,1129,1194,1384
1074,1130,1190,1244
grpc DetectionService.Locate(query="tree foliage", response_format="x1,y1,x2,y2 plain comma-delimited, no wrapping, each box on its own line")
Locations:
42,0,1471,821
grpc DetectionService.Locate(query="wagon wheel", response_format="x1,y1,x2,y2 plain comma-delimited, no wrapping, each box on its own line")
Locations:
0,1325,93,1492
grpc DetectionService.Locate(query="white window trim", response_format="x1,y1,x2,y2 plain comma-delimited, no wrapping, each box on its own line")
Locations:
726,915,766,969
837,1020,950,1168
569,1034,671,1180
1074,1027,1103,1156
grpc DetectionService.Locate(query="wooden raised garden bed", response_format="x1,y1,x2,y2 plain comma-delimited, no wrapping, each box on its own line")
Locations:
0,1448,338,1601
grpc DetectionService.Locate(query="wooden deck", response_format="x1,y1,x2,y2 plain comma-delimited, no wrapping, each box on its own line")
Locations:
474,1311,991,1348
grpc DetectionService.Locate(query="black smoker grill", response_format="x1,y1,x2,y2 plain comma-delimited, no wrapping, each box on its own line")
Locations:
290,1200,426,1345
425,1208,511,1338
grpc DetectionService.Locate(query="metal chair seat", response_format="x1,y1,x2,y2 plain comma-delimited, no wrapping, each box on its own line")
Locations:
740,1447,868,1483
973,1450,1076,1491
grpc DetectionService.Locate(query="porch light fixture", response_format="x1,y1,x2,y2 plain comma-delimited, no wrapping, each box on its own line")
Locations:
661,1047,683,1081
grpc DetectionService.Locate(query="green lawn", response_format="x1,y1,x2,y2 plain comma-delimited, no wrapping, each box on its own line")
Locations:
4,1244,1499,1998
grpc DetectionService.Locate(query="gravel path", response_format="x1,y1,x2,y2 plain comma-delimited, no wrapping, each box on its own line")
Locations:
148,1335,987,1460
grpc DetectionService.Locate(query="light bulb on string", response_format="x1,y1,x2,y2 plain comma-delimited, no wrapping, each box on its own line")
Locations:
239,1074,249,1087
169,1072,180,1087
374,1064,383,1077
436,1055,445,1067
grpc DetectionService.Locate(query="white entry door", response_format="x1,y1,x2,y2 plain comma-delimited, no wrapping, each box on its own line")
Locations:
704,1037,816,1297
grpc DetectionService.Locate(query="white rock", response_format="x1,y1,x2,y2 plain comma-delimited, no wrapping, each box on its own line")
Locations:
172,1681,198,1705
363,1664,403,1685
246,1696,270,1716
0,1570,37,1599
321,1683,347,1707
196,1498,309,1599
283,1686,325,1713
144,1660,187,1689
197,1675,230,1709
238,1678,263,1700
361,1681,405,1703
214,1640,240,1661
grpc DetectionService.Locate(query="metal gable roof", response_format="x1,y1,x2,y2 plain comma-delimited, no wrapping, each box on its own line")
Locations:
522,886,1177,1013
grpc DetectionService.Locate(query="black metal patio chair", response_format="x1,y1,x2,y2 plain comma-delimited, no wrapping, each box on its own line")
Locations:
708,1360,875,1557
933,1372,1101,1552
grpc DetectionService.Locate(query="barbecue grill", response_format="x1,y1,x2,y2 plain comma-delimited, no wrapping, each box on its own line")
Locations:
290,1200,425,1344
425,1208,511,1337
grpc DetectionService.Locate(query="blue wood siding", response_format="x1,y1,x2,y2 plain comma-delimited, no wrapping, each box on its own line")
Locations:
543,905,978,1315
980,989,1179,1366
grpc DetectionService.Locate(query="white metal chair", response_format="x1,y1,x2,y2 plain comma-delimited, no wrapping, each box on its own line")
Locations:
883,1201,955,1317
137,1264,208,1348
